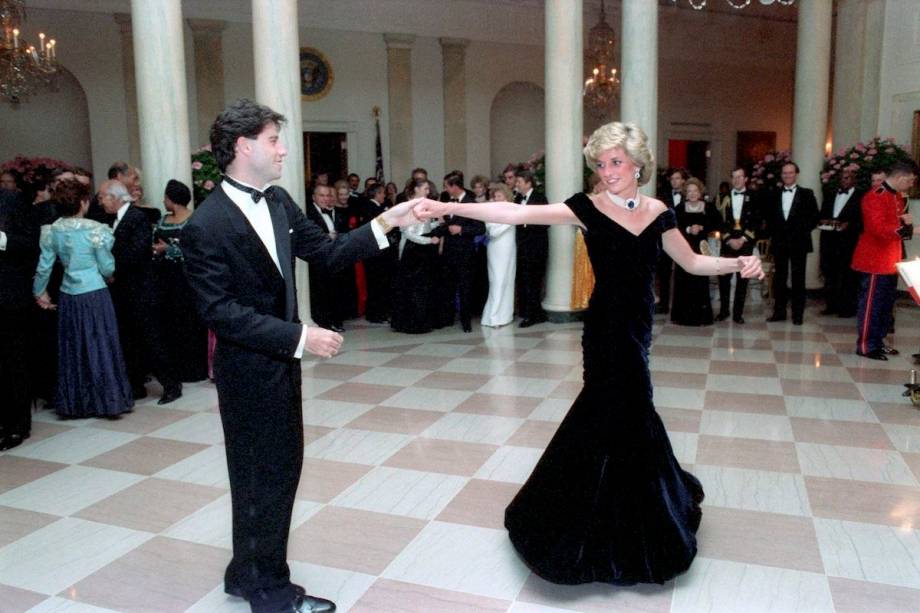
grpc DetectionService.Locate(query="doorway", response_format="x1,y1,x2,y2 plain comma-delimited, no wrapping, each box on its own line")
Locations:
303,131,347,190
667,139,710,184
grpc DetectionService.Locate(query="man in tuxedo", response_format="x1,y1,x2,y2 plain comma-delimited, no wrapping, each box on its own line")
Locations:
0,188,39,450
395,167,428,204
182,99,418,613
851,161,918,360
435,170,485,332
305,184,346,332
513,168,549,327
360,183,397,323
346,173,361,198
99,179,182,404
819,167,864,317
717,167,760,324
763,162,819,325
656,167,688,314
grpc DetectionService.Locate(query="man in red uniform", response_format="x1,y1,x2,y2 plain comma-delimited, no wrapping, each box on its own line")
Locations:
851,161,918,360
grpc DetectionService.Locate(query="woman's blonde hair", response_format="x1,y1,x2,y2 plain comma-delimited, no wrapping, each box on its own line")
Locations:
488,182,513,202
583,122,656,187
684,177,706,197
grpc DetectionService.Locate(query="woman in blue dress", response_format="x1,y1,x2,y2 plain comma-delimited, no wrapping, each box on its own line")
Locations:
34,180,133,418
416,122,763,585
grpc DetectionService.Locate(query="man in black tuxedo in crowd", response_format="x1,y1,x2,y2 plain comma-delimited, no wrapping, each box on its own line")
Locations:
182,99,420,613
717,167,760,324
513,167,549,327
98,179,182,404
656,167,688,314
819,167,864,317
763,161,819,325
358,183,397,323
0,188,39,450
305,183,347,332
434,170,485,332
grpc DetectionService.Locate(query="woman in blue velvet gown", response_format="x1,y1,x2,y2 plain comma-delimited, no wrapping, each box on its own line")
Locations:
416,122,763,585
33,180,133,419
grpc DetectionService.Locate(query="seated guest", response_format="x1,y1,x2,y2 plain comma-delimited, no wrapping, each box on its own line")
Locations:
153,180,208,382
671,178,721,326
391,179,441,333
481,182,516,327
33,180,133,419
1,185,39,449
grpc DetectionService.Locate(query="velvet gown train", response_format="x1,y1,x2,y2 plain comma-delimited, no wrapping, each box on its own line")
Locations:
504,193,704,585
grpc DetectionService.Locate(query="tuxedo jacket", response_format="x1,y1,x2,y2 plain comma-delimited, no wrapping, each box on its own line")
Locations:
515,191,549,257
720,191,760,257
763,187,819,254
304,202,339,235
183,186,379,382
820,188,864,240
434,191,485,254
111,205,155,302
0,189,39,310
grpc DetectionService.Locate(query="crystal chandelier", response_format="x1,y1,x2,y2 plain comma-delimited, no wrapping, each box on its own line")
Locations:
671,0,795,9
1,0,59,104
583,0,619,116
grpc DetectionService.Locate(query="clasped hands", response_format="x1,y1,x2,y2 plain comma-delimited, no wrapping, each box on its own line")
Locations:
735,255,764,280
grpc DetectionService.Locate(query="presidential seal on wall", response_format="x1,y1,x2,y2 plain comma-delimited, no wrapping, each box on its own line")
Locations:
300,47,333,100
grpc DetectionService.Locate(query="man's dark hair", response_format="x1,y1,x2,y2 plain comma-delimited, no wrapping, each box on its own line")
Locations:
411,167,428,178
444,170,464,189
668,167,689,181
53,179,91,217
502,163,518,175
731,166,747,177
364,177,378,188
108,161,130,180
514,168,535,186
165,179,192,206
367,183,385,199
210,98,286,172
887,160,920,177
782,161,800,174
347,172,359,181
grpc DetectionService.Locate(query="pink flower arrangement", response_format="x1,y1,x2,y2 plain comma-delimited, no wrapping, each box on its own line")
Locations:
821,136,913,192
191,148,221,205
1,155,74,186
749,149,793,191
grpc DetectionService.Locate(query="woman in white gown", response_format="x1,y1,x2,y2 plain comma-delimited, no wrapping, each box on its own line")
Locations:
481,182,516,327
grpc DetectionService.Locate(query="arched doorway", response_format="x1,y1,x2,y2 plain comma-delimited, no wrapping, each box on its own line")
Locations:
0,67,92,171
490,81,545,177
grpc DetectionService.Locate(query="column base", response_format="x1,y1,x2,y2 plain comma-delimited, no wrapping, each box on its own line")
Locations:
544,309,585,324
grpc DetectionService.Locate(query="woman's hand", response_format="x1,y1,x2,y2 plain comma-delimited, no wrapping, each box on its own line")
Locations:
381,199,423,228
35,291,56,310
414,198,449,220
737,255,764,279
429,236,441,245
153,239,167,256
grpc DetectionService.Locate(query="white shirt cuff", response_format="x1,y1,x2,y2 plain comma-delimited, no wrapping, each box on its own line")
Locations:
0,231,7,251
370,219,390,249
294,325,308,359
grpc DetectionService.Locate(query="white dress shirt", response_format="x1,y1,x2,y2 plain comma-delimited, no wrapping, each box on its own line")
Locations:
781,185,797,221
312,203,335,233
832,187,853,219
731,190,746,222
112,202,132,231
0,231,7,250
672,191,682,207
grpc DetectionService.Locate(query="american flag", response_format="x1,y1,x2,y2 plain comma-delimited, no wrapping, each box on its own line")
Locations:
373,106,384,183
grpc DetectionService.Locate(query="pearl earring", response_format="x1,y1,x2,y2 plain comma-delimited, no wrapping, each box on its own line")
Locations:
634,170,641,180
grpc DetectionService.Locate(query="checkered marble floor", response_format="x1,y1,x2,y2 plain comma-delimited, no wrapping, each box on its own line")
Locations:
3,296,920,612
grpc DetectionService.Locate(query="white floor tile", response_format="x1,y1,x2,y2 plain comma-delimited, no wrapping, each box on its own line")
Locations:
154,445,230,489
475,446,544,484
303,428,411,465
148,412,225,445
694,465,812,516
382,387,472,412
477,376,560,398
332,466,468,519
784,397,878,423
301,399,374,428
7,427,138,465
814,518,920,589
795,443,917,486
700,411,794,442
0,465,145,516
422,413,524,445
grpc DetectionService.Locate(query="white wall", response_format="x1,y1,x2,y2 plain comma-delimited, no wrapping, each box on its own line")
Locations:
878,0,920,147
490,81,545,178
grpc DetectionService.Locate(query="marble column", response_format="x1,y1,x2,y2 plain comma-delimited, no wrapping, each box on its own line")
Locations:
440,37,468,174
620,0,658,197
859,0,885,140
113,13,140,166
252,0,310,321
792,0,832,290
384,34,416,185
188,19,226,148
130,0,192,211
542,0,583,319
831,0,866,151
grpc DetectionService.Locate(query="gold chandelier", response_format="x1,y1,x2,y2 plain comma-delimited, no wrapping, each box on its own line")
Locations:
1,0,59,104
671,0,795,9
583,0,619,116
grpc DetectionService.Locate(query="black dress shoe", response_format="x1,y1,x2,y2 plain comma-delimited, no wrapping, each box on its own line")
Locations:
715,312,730,322
767,314,786,322
519,319,535,328
732,315,745,324
882,346,900,356
276,594,336,613
330,324,345,333
158,385,182,405
792,317,803,326
0,433,26,451
857,349,888,361
462,324,472,333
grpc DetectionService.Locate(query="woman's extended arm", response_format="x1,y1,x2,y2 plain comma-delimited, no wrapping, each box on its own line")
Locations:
415,198,580,227
662,228,763,279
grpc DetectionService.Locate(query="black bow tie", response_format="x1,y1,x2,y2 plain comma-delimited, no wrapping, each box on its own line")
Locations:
733,190,745,196
320,209,333,218
783,187,795,193
225,175,273,203
837,188,850,195
450,198,459,203
672,191,681,196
